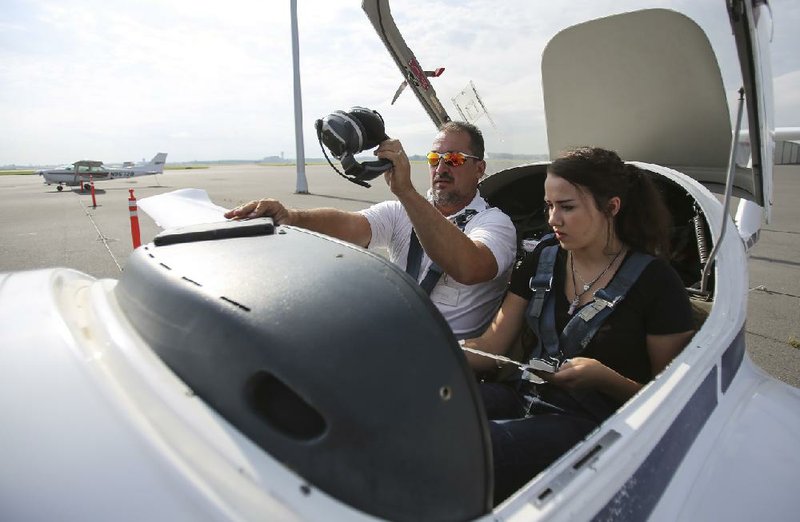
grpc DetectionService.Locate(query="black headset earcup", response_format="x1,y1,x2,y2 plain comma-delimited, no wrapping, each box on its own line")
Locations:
320,111,365,156
348,107,388,150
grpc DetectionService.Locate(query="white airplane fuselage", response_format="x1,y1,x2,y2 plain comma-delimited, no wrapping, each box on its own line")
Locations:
41,168,150,184
39,153,167,190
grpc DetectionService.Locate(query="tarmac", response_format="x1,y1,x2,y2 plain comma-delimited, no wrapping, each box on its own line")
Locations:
1,163,798,387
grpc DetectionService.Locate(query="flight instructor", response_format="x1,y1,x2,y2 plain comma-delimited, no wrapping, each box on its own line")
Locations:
225,121,517,340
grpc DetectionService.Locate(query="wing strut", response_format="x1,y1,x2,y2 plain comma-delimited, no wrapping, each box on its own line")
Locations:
700,88,746,295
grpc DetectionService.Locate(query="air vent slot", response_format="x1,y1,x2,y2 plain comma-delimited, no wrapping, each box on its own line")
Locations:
245,371,326,441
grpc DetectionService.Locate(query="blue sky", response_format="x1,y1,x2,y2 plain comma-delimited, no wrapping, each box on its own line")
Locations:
1,0,798,166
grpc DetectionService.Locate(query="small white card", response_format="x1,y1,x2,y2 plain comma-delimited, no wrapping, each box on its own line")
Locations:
431,284,460,306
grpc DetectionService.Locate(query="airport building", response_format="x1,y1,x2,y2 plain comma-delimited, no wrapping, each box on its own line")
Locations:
776,140,800,164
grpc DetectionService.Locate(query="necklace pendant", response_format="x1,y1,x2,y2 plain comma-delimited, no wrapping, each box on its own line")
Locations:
568,297,579,315
582,283,591,292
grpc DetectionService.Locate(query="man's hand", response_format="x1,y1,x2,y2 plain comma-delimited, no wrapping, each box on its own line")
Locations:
224,199,295,225
375,138,414,197
225,201,372,247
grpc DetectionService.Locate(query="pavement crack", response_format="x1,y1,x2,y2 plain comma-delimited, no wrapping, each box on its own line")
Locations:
761,228,800,236
79,198,123,272
746,328,798,347
749,285,800,299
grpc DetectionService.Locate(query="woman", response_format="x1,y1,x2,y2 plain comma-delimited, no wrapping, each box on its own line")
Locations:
464,147,695,503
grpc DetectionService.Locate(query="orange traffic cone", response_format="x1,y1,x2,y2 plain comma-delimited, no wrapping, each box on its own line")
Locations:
128,189,141,249
90,174,97,208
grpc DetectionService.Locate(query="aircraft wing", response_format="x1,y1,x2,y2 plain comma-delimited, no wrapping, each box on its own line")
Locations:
138,189,228,229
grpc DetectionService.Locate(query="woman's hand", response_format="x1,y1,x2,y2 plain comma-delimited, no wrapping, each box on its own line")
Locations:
541,357,609,390
541,357,643,403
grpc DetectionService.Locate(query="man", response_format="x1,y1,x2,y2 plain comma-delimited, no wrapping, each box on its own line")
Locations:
225,121,517,339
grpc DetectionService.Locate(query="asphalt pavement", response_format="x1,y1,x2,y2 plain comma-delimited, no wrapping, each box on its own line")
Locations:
1,163,798,386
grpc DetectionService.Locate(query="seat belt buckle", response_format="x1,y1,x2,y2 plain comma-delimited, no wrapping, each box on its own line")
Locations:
527,357,559,373
520,356,561,383
521,371,546,384
577,293,621,321
577,299,607,321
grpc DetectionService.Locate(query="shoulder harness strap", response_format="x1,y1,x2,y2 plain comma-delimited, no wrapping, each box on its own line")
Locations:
406,209,479,295
524,236,560,359
559,251,654,358
523,247,654,376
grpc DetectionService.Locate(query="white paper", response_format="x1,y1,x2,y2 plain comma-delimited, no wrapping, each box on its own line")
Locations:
138,188,228,229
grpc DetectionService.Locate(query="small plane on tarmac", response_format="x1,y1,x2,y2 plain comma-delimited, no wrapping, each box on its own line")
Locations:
38,152,168,191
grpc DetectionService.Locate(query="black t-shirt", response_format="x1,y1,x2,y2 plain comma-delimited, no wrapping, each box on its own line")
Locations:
509,247,694,385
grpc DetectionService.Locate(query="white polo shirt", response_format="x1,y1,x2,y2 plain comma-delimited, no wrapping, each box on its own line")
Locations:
359,192,517,338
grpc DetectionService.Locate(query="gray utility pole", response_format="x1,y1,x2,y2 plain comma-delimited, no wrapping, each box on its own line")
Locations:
290,0,308,193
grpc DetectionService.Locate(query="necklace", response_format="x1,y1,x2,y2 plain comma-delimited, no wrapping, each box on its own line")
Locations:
568,249,624,315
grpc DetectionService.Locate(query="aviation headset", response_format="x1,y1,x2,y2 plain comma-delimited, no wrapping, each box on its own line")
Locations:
315,107,393,187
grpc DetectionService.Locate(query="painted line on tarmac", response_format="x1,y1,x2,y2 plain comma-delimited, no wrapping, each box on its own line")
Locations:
78,197,123,272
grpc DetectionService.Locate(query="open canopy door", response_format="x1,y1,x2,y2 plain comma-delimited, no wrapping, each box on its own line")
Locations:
542,8,766,206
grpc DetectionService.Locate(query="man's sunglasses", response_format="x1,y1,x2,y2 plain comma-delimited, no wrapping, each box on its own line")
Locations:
426,151,481,167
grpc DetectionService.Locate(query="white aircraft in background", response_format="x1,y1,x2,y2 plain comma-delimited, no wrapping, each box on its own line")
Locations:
38,152,167,191
1,1,800,521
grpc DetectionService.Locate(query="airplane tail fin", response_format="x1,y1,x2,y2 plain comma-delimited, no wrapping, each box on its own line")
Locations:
143,153,168,173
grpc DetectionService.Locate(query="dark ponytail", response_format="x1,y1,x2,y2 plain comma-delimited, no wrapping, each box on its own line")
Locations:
617,163,670,256
548,147,671,257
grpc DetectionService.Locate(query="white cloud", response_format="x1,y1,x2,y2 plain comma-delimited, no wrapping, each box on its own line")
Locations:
1,0,798,166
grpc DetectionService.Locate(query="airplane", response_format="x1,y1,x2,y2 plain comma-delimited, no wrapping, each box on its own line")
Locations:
38,152,168,191
1,1,799,521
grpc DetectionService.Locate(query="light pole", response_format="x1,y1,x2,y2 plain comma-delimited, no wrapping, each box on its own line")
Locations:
290,0,308,193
